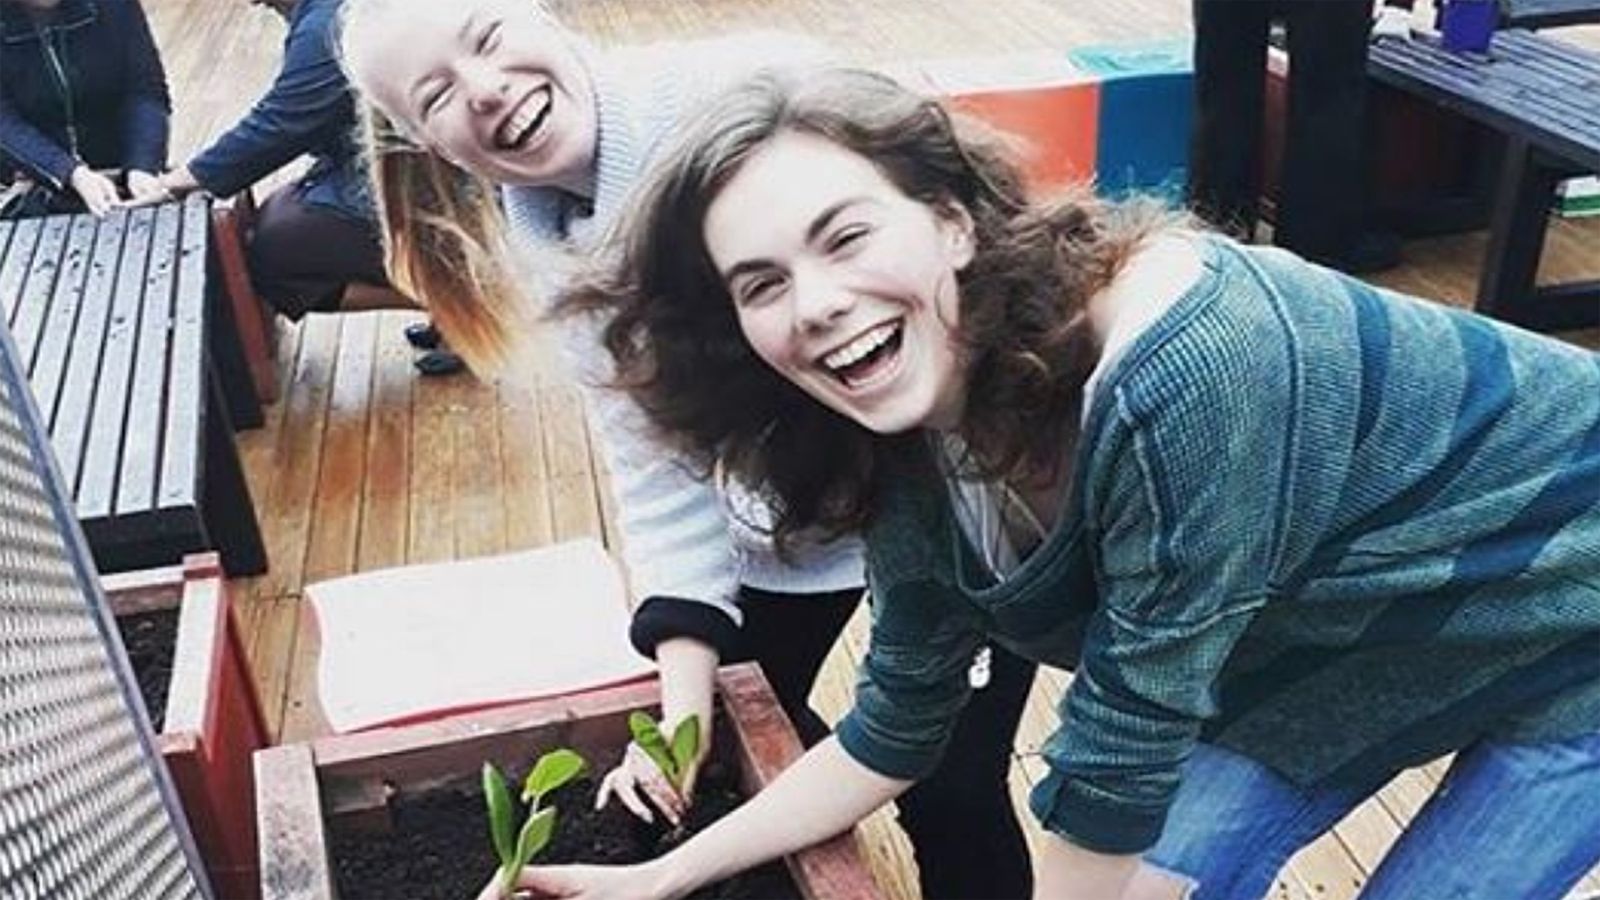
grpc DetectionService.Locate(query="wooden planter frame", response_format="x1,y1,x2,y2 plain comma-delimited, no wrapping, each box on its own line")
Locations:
255,664,882,900
104,552,269,900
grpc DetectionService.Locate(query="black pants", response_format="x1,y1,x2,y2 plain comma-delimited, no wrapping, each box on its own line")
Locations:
1189,0,1374,265
736,586,1035,900
249,183,388,319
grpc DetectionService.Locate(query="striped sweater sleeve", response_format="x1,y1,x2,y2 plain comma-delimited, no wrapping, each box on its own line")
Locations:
1030,292,1292,853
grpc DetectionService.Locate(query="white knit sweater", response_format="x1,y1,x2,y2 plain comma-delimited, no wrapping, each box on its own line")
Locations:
500,34,865,629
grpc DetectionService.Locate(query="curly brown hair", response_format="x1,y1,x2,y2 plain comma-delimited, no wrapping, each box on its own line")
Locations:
561,67,1174,552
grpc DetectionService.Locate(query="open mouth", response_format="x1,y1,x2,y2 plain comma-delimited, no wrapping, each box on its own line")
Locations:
493,85,553,152
819,320,904,389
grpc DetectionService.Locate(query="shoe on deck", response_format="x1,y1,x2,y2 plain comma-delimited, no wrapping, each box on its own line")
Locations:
413,349,465,377
403,321,442,350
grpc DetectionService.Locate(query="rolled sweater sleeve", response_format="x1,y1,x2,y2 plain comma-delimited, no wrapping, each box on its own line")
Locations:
116,0,171,173
1030,312,1290,853
836,578,982,780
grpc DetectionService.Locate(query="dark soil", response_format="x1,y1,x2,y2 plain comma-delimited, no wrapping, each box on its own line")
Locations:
329,758,802,900
117,608,179,730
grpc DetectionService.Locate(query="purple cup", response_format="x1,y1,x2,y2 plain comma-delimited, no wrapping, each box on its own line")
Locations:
1441,0,1498,53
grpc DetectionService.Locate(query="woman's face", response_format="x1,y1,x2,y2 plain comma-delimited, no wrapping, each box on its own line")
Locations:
704,131,975,434
347,0,597,191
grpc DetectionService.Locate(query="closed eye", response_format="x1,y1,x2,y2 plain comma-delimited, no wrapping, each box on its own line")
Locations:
826,224,869,253
422,82,452,117
733,272,787,307
476,21,502,54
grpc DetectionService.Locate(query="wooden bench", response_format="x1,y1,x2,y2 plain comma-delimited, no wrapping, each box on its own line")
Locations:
0,195,268,575
1369,29,1600,332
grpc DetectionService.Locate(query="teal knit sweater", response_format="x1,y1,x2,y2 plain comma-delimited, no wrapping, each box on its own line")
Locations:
836,237,1600,854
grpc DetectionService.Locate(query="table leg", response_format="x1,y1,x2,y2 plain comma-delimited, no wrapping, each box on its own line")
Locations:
201,374,267,576
207,271,264,431
1475,136,1565,328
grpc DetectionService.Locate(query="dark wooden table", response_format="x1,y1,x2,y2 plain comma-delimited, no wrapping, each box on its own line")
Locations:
0,195,267,575
1370,29,1600,331
1503,0,1600,29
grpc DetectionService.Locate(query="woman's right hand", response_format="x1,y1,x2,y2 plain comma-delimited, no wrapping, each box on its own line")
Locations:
595,741,690,827
476,860,680,900
68,166,120,216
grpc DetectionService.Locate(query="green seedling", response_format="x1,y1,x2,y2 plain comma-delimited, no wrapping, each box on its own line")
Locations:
483,748,587,894
628,710,701,794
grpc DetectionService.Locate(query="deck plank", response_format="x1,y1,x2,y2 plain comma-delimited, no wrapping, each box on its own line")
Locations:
356,313,417,572
406,357,459,564
452,376,509,560
303,312,377,585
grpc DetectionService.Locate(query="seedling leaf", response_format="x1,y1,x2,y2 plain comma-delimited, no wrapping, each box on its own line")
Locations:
629,710,676,779
482,762,515,868
514,806,558,870
521,748,587,806
669,715,700,785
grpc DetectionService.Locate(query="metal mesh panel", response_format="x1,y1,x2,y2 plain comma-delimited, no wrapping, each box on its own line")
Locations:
0,336,204,899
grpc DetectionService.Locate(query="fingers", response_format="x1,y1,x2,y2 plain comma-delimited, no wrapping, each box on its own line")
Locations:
475,873,508,900
509,865,589,898
598,765,656,823
627,742,686,825
81,181,117,216
70,169,120,217
595,746,687,826
124,171,172,207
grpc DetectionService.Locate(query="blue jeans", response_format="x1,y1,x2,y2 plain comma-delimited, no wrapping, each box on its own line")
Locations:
1145,733,1600,900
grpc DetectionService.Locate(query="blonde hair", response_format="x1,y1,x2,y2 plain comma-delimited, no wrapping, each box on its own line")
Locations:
339,0,557,372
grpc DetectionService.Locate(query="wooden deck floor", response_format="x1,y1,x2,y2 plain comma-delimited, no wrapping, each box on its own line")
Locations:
144,1,1600,897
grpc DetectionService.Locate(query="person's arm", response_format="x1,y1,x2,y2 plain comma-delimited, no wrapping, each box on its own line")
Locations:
0,89,81,192
116,0,172,177
496,569,979,899
632,738,908,893
1028,326,1287,870
183,0,352,197
487,738,905,900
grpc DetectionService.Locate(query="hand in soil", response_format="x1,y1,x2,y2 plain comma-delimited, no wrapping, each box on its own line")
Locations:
477,861,665,900
597,742,688,826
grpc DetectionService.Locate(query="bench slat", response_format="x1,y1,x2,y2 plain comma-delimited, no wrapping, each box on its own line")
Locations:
115,203,180,519
0,220,13,282
9,215,72,374
78,207,156,521
159,197,207,513
33,214,100,433
0,217,41,328
51,210,132,496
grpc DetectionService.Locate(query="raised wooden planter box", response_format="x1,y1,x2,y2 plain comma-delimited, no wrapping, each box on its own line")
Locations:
105,552,269,900
255,664,883,900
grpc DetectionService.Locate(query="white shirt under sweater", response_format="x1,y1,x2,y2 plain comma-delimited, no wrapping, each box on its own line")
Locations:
500,35,865,629
945,233,1204,576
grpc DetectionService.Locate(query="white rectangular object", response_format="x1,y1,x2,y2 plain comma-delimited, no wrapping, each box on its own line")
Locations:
307,539,653,732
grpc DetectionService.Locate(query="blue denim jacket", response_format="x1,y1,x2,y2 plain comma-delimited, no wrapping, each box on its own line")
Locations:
837,237,1600,854
0,0,170,190
187,0,371,223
